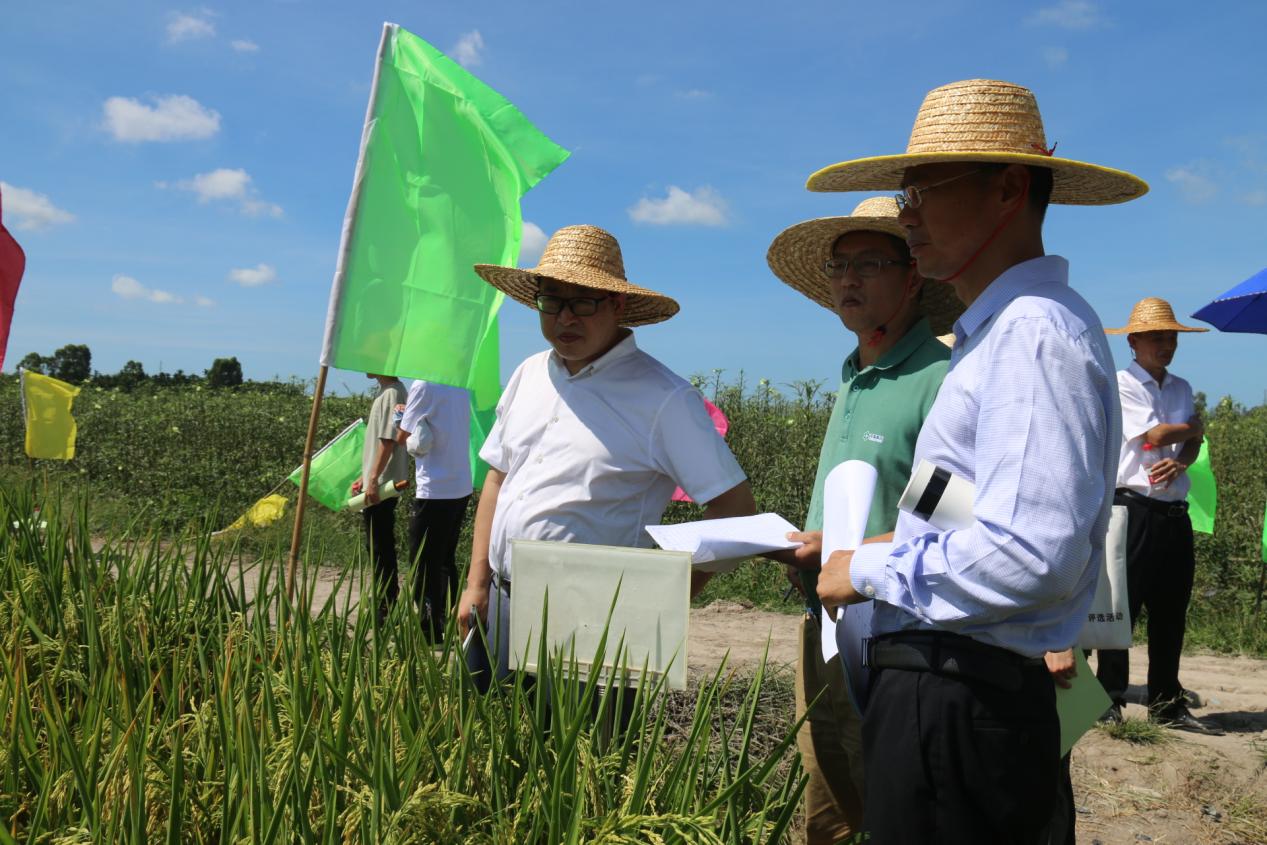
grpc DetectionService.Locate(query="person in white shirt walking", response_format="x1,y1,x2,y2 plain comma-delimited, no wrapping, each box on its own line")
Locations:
396,380,473,642
811,79,1147,842
457,224,756,692
1097,297,1221,734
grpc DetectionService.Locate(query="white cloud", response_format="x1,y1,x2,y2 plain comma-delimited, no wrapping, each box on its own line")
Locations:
112,274,182,304
195,295,216,307
164,168,283,217
675,89,714,100
230,39,259,53
628,186,729,227
451,30,484,67
1042,46,1069,69
167,11,216,43
1165,165,1218,204
0,182,76,231
103,94,221,142
519,221,548,267
1242,190,1267,206
1028,0,1103,29
228,263,277,287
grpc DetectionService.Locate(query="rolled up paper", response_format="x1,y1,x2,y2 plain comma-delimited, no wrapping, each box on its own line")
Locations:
345,478,410,512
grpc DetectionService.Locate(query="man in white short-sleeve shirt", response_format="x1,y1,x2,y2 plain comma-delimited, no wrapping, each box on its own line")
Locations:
396,380,473,641
1097,297,1220,735
458,225,756,687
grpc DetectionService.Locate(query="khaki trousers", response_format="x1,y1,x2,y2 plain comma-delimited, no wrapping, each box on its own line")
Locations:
795,614,865,844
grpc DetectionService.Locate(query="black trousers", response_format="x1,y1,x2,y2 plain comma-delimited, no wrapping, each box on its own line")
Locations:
407,495,471,632
862,658,1060,843
1095,492,1195,710
362,497,399,608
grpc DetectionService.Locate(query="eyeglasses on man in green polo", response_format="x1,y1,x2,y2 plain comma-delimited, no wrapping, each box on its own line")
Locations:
822,257,911,280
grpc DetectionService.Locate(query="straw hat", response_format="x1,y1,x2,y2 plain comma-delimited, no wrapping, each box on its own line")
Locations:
1105,297,1209,335
766,196,964,336
474,225,679,326
806,79,1149,206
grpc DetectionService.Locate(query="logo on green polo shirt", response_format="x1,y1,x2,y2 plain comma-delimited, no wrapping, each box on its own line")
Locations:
863,431,885,444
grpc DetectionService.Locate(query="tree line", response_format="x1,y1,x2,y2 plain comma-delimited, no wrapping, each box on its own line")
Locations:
16,343,247,389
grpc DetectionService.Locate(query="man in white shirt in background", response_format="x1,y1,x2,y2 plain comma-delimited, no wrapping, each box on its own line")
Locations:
397,380,473,642
1098,297,1221,734
457,224,756,692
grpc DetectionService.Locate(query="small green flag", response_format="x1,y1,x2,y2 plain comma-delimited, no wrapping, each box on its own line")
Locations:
289,419,367,512
320,23,570,411
1186,438,1216,534
1261,500,1267,563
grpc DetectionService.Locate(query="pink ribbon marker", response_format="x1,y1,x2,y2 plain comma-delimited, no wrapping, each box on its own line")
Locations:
672,398,730,502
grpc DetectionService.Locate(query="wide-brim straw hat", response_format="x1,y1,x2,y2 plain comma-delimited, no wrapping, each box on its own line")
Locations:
1106,297,1209,334
474,224,678,326
806,79,1149,206
766,196,965,336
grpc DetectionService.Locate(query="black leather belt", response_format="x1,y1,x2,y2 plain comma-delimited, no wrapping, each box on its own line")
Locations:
867,631,1045,693
1116,488,1189,518
493,575,511,596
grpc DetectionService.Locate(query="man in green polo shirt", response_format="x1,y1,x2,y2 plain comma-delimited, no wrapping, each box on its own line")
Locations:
765,196,958,844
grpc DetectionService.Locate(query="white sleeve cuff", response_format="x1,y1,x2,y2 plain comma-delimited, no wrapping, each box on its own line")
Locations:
849,542,894,602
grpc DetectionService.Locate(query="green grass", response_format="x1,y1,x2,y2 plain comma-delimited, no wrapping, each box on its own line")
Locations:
0,484,807,842
1099,716,1173,746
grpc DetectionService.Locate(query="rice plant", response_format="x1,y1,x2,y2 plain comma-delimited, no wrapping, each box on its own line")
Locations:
0,484,805,843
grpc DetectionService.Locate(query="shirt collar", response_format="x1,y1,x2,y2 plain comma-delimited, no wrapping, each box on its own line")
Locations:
953,255,1069,343
549,330,639,380
1127,358,1169,388
844,317,934,379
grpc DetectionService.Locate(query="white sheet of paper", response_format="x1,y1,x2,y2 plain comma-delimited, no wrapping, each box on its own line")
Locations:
645,512,800,572
819,461,878,670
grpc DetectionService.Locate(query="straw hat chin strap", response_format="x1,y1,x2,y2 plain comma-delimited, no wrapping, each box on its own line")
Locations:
866,267,919,347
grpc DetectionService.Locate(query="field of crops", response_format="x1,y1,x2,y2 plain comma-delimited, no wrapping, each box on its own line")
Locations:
2,372,1267,841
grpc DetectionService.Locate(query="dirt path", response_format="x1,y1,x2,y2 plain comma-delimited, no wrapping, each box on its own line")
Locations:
690,600,1267,845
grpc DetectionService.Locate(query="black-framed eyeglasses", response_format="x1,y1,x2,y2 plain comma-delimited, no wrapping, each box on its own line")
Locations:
534,293,610,316
822,257,910,280
895,167,987,211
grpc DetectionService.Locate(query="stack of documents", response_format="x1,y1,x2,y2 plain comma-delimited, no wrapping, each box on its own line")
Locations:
645,513,801,573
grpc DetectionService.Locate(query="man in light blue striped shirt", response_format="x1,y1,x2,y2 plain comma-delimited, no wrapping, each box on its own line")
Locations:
809,79,1148,843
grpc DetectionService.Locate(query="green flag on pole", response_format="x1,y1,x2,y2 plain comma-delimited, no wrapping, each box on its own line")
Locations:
319,23,570,414
288,419,367,512
1186,438,1217,534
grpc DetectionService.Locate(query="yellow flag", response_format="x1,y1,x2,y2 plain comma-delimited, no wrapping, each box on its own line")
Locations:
21,370,80,460
219,494,288,533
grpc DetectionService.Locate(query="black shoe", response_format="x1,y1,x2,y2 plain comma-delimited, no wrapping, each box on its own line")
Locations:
1152,705,1224,736
1097,703,1123,725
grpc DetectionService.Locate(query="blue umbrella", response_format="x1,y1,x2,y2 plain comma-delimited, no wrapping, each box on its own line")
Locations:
1192,267,1267,333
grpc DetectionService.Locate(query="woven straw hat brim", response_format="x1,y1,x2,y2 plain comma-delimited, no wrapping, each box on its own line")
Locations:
1105,321,1208,334
473,262,679,327
1106,297,1209,334
765,216,964,336
806,152,1149,206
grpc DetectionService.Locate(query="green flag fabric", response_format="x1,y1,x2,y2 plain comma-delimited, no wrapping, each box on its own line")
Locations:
1261,500,1267,563
288,419,367,512
1185,438,1217,535
320,23,570,412
469,389,498,490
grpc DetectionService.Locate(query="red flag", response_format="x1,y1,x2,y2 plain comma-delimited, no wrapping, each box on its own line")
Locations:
0,185,26,372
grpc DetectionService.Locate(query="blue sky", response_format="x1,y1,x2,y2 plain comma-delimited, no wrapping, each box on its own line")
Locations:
3,0,1266,404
